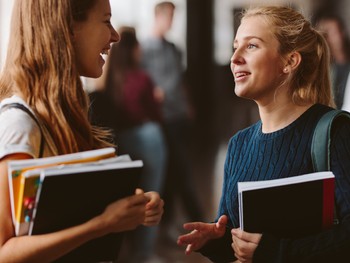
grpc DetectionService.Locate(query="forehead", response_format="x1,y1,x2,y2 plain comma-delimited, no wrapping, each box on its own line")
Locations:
235,16,275,42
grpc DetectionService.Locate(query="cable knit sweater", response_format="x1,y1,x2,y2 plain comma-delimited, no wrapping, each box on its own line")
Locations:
200,104,350,263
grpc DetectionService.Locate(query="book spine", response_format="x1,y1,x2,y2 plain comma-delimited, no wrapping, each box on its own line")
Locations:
322,177,335,229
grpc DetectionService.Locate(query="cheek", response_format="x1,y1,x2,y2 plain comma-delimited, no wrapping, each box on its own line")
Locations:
230,62,234,75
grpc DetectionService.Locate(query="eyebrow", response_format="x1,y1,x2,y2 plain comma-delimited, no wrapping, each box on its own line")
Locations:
233,36,265,44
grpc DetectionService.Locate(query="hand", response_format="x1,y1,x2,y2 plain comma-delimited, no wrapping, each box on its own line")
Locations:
140,190,164,226
100,193,148,233
177,215,228,255
231,228,262,263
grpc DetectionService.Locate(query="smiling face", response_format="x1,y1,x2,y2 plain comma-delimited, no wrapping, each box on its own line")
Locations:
73,0,119,78
231,16,286,104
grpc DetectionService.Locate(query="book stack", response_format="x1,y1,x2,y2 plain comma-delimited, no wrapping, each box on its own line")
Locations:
8,147,143,262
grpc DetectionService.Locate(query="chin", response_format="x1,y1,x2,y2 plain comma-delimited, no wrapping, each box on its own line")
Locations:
234,88,252,100
234,86,246,97
82,69,103,79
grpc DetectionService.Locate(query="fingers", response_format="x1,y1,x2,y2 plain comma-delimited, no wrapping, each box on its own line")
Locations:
217,214,228,226
145,204,163,217
231,238,252,263
215,215,228,231
127,192,148,206
177,229,198,245
231,229,261,263
183,221,207,232
135,188,144,195
185,244,194,255
231,228,262,244
143,207,163,226
144,191,161,209
178,230,201,253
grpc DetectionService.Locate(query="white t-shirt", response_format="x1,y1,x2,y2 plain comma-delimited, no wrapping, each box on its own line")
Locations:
0,95,58,159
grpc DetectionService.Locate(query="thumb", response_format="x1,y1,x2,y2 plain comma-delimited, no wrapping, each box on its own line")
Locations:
216,215,228,229
135,188,144,195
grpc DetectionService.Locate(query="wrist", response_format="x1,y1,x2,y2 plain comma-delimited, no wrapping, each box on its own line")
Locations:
86,215,109,238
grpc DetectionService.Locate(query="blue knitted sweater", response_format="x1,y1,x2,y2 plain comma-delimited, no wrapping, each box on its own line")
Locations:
200,104,350,263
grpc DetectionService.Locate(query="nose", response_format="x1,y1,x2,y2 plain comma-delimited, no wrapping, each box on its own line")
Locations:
231,48,244,65
110,26,120,43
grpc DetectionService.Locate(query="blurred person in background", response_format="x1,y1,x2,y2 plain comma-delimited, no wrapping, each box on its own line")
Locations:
89,27,167,263
141,1,204,240
314,11,350,110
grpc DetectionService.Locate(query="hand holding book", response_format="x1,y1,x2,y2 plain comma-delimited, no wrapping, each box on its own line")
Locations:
6,147,165,262
231,228,262,262
238,171,335,238
96,190,149,234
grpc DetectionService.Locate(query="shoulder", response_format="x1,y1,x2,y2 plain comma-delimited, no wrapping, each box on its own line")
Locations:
0,96,40,158
0,96,37,130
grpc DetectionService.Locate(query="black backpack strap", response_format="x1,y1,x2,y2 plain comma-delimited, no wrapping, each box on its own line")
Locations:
311,109,350,224
0,103,45,158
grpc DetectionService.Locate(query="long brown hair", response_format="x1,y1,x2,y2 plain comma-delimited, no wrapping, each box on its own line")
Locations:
242,6,334,107
0,0,112,154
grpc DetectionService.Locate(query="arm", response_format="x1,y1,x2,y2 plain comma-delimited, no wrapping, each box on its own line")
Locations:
0,154,149,263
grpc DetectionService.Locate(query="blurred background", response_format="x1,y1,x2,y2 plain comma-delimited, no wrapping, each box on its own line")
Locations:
0,0,349,262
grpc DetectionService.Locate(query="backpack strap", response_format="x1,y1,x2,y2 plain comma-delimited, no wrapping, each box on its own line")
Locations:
311,110,350,171
0,103,45,158
311,109,350,224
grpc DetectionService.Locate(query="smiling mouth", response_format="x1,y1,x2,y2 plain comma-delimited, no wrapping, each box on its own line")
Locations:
235,72,250,78
100,50,109,56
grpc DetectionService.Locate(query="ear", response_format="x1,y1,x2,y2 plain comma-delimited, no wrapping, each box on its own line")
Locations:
284,51,302,72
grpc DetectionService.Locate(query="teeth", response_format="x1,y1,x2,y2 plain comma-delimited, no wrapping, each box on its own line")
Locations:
101,50,109,55
236,72,249,78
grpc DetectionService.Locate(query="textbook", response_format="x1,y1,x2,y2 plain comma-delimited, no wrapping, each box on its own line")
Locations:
7,147,116,236
238,171,335,238
30,157,143,262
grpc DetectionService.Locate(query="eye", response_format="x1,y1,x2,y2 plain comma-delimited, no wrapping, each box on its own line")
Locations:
247,43,257,49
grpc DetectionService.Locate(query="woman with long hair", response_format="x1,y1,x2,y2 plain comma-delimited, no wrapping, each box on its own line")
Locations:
0,0,163,262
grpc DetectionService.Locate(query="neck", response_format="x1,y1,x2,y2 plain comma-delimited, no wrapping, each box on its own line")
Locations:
332,47,348,64
257,101,312,133
152,26,165,39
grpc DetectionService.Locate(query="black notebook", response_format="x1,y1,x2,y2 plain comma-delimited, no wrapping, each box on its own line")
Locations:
29,159,143,262
238,171,335,238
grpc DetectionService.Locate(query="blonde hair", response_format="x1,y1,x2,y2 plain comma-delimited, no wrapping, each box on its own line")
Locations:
242,6,334,106
0,0,112,154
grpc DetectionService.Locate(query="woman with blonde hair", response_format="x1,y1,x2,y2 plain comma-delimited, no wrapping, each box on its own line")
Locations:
178,6,350,262
0,0,163,262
